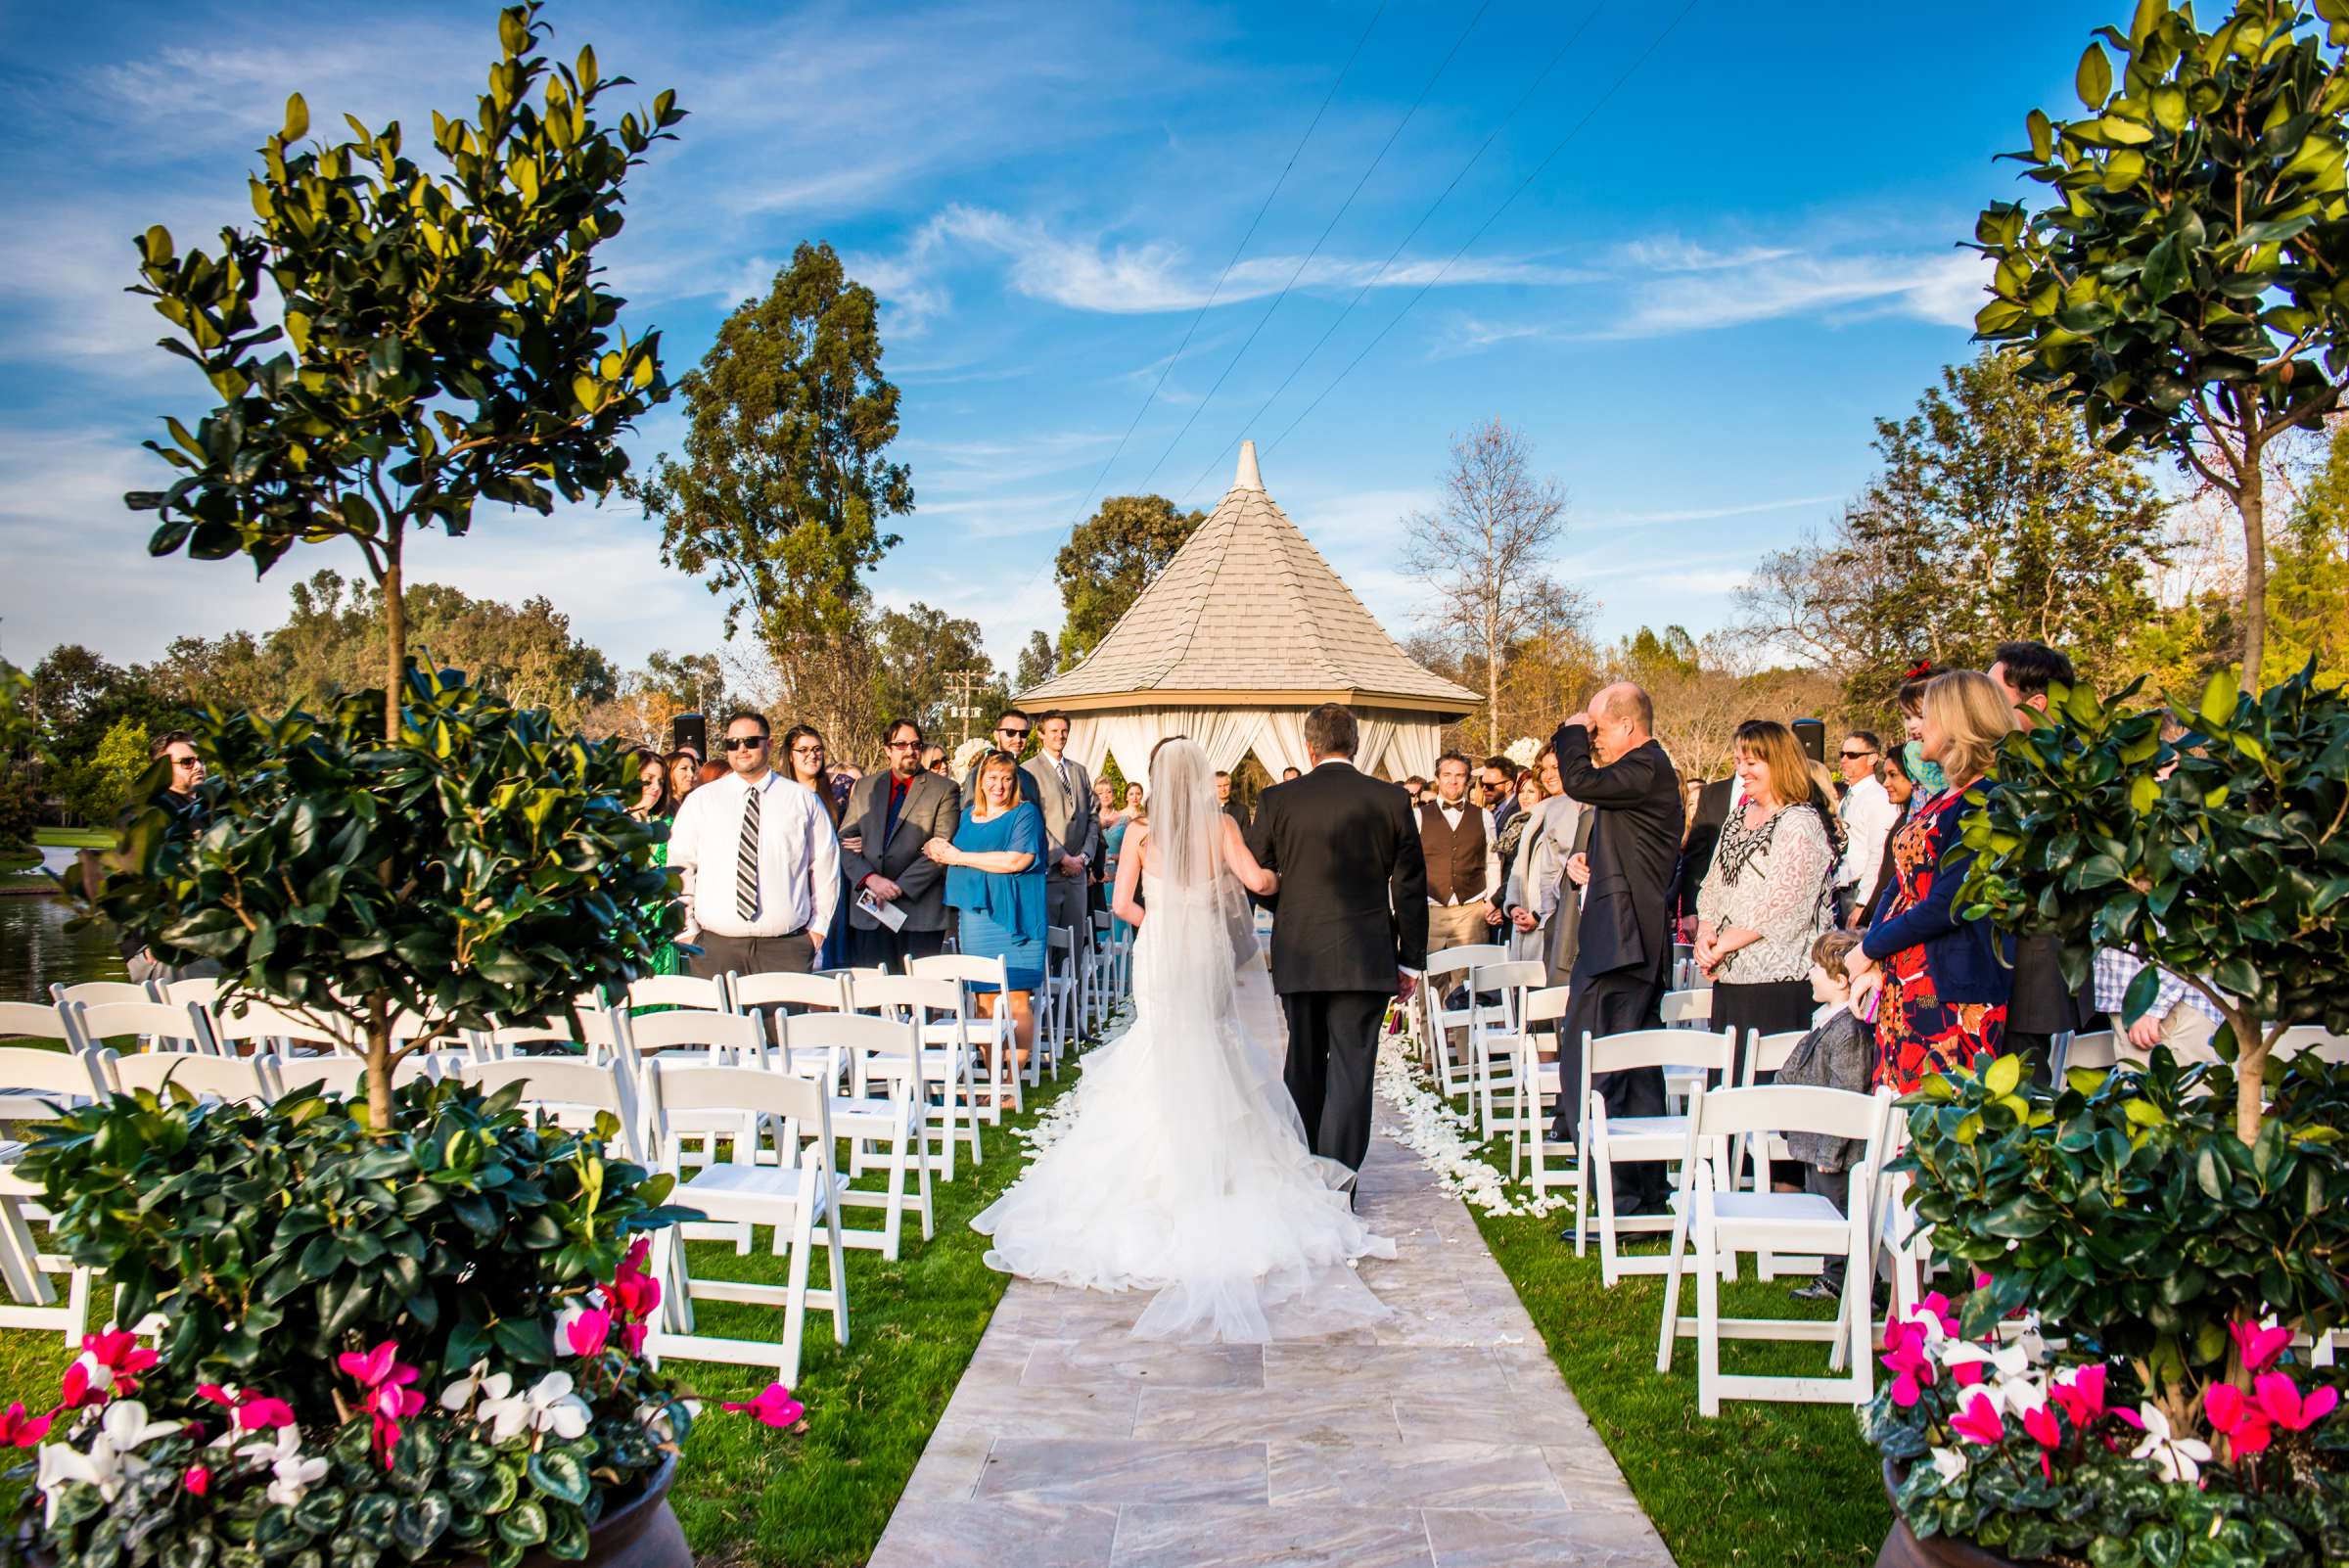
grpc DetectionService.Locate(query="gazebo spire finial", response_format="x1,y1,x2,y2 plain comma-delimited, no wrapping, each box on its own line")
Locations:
1234,439,1263,492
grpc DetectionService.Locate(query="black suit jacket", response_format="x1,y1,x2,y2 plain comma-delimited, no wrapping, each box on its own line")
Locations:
1249,761,1428,993
1553,727,1682,989
840,769,962,932
1676,774,1734,922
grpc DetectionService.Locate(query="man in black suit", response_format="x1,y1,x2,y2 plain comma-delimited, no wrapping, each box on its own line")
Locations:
1249,703,1428,1181
841,717,963,971
1547,682,1683,1219
1676,773,1735,926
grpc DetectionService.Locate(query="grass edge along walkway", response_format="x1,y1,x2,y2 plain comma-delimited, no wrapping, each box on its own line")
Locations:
1377,1044,1891,1568
0,1040,1095,1568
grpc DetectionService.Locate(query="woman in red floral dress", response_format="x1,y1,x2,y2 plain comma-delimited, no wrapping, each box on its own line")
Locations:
1848,670,2017,1093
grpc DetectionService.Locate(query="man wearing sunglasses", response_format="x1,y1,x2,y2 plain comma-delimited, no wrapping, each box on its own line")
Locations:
667,709,840,980
842,716,962,970
963,708,1043,809
1831,730,1896,926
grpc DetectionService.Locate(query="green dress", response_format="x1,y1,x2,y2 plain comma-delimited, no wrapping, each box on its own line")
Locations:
649,837,683,979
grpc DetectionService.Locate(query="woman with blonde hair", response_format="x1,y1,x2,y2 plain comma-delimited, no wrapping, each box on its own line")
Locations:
1694,719,1842,1065
1847,669,2017,1093
927,750,1048,1067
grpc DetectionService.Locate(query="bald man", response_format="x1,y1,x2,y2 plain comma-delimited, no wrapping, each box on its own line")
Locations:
1547,682,1683,1222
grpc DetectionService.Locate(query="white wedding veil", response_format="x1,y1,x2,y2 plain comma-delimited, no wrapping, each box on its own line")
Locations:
1144,737,1221,891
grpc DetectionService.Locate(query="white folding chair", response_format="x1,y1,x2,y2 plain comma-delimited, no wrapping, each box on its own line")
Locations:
855,972,986,1179
1657,986,1716,1110
1733,1028,1818,1280
728,973,852,1076
66,999,221,1058
1511,985,1573,1190
622,1011,772,1222
907,953,1021,1121
0,1001,83,1054
1572,1026,1737,1285
0,1045,107,1343
157,977,224,1012
50,981,160,1011
1656,1084,1896,1415
209,997,355,1058
1468,960,1544,1143
101,1048,277,1106
626,974,733,1014
641,1060,848,1386
1420,945,1507,1099
783,1011,933,1260
2275,1025,2349,1063
2062,1029,2120,1073
271,1052,441,1101
1041,926,1082,1078
457,1057,647,1164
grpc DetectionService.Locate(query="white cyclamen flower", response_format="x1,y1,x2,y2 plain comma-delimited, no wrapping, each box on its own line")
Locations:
34,1401,178,1526
482,1371,590,1443
439,1360,500,1412
1929,1447,1968,1483
2129,1403,2212,1485
238,1426,330,1506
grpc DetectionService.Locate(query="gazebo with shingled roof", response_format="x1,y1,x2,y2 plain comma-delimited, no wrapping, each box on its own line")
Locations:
1018,441,1478,784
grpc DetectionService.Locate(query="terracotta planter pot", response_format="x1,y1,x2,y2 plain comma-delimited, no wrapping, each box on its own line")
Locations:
1875,1460,2036,1568
19,1453,690,1568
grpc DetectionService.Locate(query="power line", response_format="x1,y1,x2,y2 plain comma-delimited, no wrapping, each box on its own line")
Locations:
1051,0,1390,543
1131,0,1495,493
1175,2,1603,506
1263,0,1702,463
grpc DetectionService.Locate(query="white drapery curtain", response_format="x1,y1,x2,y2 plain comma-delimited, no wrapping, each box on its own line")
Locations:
1066,704,1442,785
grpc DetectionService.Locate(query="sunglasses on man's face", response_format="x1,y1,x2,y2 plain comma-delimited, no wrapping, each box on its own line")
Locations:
720,735,767,752
998,727,1031,741
1841,749,1876,761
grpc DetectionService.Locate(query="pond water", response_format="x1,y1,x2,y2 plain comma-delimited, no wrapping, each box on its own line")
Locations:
1,849,126,1000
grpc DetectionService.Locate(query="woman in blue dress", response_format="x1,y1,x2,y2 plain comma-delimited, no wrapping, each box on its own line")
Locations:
1102,779,1144,945
926,750,1047,1071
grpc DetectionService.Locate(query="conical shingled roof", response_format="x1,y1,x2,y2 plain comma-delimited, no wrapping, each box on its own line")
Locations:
1020,442,1478,715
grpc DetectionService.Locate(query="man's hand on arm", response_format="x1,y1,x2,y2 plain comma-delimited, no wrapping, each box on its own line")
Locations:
863,874,903,902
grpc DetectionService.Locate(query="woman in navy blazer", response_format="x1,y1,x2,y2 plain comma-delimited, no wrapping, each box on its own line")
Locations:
1847,670,2017,1093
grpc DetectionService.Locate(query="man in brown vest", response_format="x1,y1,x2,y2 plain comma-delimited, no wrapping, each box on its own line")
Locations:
1418,752,1503,955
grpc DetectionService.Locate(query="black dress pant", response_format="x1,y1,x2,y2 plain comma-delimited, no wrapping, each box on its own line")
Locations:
850,922,947,974
1280,989,1389,1171
1551,969,1669,1214
688,930,813,980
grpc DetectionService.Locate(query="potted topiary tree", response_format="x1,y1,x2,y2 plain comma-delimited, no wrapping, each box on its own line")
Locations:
0,9,812,1565
1865,664,2349,1566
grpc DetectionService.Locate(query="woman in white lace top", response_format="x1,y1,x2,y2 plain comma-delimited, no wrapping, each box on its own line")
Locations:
1695,719,1841,1080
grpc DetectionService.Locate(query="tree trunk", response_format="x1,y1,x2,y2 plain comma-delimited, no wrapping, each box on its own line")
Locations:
2237,428,2269,689
383,524,407,743
2234,1010,2269,1147
365,993,394,1133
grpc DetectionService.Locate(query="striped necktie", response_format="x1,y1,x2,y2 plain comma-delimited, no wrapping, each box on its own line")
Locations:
734,783,760,921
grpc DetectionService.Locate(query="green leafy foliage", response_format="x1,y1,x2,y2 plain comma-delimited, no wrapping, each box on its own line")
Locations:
1903,1050,2349,1395
13,1082,698,1567
86,663,676,1120
1958,662,2349,1132
1971,0,2349,680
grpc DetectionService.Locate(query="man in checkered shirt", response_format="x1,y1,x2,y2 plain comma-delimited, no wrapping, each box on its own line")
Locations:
2091,948,2222,1055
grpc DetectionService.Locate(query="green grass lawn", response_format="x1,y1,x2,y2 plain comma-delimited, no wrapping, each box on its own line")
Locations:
1434,1091,1891,1568
0,1053,1088,1568
31,829,110,851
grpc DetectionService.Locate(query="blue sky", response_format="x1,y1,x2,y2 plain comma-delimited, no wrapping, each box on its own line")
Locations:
0,0,2125,679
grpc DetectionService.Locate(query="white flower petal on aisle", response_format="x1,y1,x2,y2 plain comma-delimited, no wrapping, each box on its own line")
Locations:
1373,1027,1568,1219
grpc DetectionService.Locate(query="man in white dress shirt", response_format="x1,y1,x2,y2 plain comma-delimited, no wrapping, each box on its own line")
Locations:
1417,751,1503,954
668,710,840,980
1831,729,1897,925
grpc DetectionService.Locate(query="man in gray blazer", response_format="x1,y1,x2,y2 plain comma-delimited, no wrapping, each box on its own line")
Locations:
841,717,963,971
1022,711,1100,940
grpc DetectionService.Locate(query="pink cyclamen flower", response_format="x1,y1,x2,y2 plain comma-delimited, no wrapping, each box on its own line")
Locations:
1879,1323,1936,1408
76,1330,160,1397
335,1341,416,1393
238,1397,297,1431
183,1463,210,1497
2205,1383,2273,1456
2253,1373,2339,1434
2050,1365,2108,1429
56,1361,99,1411
2230,1320,2293,1375
337,1340,424,1468
2020,1403,2063,1478
721,1382,806,1429
1949,1389,2005,1447
0,1403,50,1448
621,1319,649,1357
565,1307,614,1359
1915,1292,1960,1340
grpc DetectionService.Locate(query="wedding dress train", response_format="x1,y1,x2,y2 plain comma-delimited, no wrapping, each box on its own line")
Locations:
971,796,1395,1343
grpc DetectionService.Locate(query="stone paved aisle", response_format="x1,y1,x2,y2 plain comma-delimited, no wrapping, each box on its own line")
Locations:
868,975,1677,1568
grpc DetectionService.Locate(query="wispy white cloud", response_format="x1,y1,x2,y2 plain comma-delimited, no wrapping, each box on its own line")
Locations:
1613,249,1988,337
1582,494,1841,530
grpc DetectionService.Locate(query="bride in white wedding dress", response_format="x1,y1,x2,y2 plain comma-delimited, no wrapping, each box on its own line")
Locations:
971,737,1395,1344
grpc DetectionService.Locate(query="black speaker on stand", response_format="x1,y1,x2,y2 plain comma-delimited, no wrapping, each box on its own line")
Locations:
671,712,708,761
1791,717,1826,765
